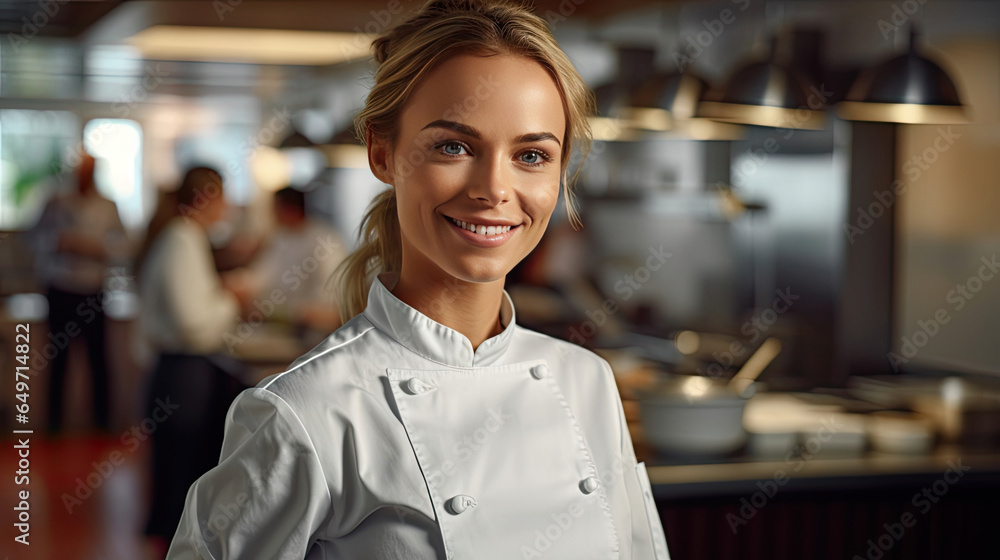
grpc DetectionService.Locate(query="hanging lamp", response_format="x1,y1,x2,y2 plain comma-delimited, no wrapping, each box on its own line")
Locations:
697,35,825,129
625,70,746,140
837,27,966,124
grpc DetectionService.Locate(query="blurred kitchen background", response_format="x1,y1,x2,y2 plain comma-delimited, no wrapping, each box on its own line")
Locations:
1,0,999,558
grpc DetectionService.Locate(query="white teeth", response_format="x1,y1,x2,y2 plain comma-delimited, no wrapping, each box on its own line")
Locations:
449,217,513,236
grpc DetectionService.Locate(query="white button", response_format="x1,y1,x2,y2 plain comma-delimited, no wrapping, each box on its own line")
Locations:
530,364,549,380
404,378,434,395
446,494,477,515
580,477,599,494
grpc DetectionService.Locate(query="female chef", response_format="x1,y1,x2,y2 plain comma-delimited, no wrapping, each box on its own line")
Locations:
166,1,671,558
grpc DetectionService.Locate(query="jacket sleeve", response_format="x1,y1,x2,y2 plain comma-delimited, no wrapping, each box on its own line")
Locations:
166,387,332,559
601,359,672,560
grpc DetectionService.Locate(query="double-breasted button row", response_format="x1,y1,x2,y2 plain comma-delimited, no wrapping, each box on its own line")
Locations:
407,366,547,394
446,476,599,516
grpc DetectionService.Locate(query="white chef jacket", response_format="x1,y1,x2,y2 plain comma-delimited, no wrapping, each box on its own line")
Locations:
167,271,670,559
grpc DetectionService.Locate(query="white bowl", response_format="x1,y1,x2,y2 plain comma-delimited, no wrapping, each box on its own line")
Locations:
638,394,748,455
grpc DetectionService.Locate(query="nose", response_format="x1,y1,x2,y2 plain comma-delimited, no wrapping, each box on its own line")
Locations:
467,152,510,206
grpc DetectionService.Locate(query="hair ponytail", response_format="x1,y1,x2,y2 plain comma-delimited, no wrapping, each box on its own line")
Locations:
332,187,401,322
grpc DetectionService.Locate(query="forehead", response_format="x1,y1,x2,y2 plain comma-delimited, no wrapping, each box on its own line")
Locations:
401,53,567,141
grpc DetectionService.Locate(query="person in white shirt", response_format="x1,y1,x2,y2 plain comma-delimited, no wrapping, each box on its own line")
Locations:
247,186,348,334
136,166,254,552
29,152,128,433
166,1,671,558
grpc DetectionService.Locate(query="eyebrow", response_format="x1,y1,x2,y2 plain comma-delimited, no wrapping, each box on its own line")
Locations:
420,119,561,147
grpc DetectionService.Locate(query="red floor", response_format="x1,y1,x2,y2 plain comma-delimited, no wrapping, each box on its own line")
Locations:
0,433,164,560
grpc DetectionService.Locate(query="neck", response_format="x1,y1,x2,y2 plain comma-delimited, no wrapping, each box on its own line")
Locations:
391,263,505,352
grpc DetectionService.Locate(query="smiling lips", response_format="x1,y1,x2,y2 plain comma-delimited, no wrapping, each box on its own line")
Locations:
444,214,521,248
447,216,517,237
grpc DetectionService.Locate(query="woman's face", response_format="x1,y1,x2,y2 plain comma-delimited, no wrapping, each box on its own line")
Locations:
371,53,567,285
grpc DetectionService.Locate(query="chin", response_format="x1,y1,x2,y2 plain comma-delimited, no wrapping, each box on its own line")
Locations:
445,258,514,284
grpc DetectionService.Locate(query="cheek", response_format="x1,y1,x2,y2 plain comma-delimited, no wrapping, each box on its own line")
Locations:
394,172,449,233
523,177,561,217
397,161,462,204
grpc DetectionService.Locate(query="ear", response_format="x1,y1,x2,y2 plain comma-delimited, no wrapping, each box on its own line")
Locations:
367,129,395,186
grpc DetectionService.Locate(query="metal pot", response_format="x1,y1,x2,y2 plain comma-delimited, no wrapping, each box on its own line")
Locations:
636,337,781,456
637,375,753,455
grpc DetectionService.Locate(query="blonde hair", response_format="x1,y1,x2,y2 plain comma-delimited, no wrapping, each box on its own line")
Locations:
334,0,595,322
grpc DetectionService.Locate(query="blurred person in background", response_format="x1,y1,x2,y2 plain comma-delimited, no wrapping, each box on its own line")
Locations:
29,151,128,433
134,165,254,555
247,185,348,335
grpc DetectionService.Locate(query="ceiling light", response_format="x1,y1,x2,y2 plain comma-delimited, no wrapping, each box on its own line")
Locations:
624,71,746,140
697,36,825,130
128,25,375,66
837,27,967,124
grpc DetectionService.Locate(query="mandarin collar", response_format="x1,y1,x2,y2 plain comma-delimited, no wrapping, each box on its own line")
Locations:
362,272,516,368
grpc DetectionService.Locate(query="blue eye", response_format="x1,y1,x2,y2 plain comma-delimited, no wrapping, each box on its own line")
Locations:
438,142,468,156
519,149,552,167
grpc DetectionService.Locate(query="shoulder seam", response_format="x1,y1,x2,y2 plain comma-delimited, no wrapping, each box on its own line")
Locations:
250,387,334,526
519,327,560,344
260,325,375,391
521,327,596,354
